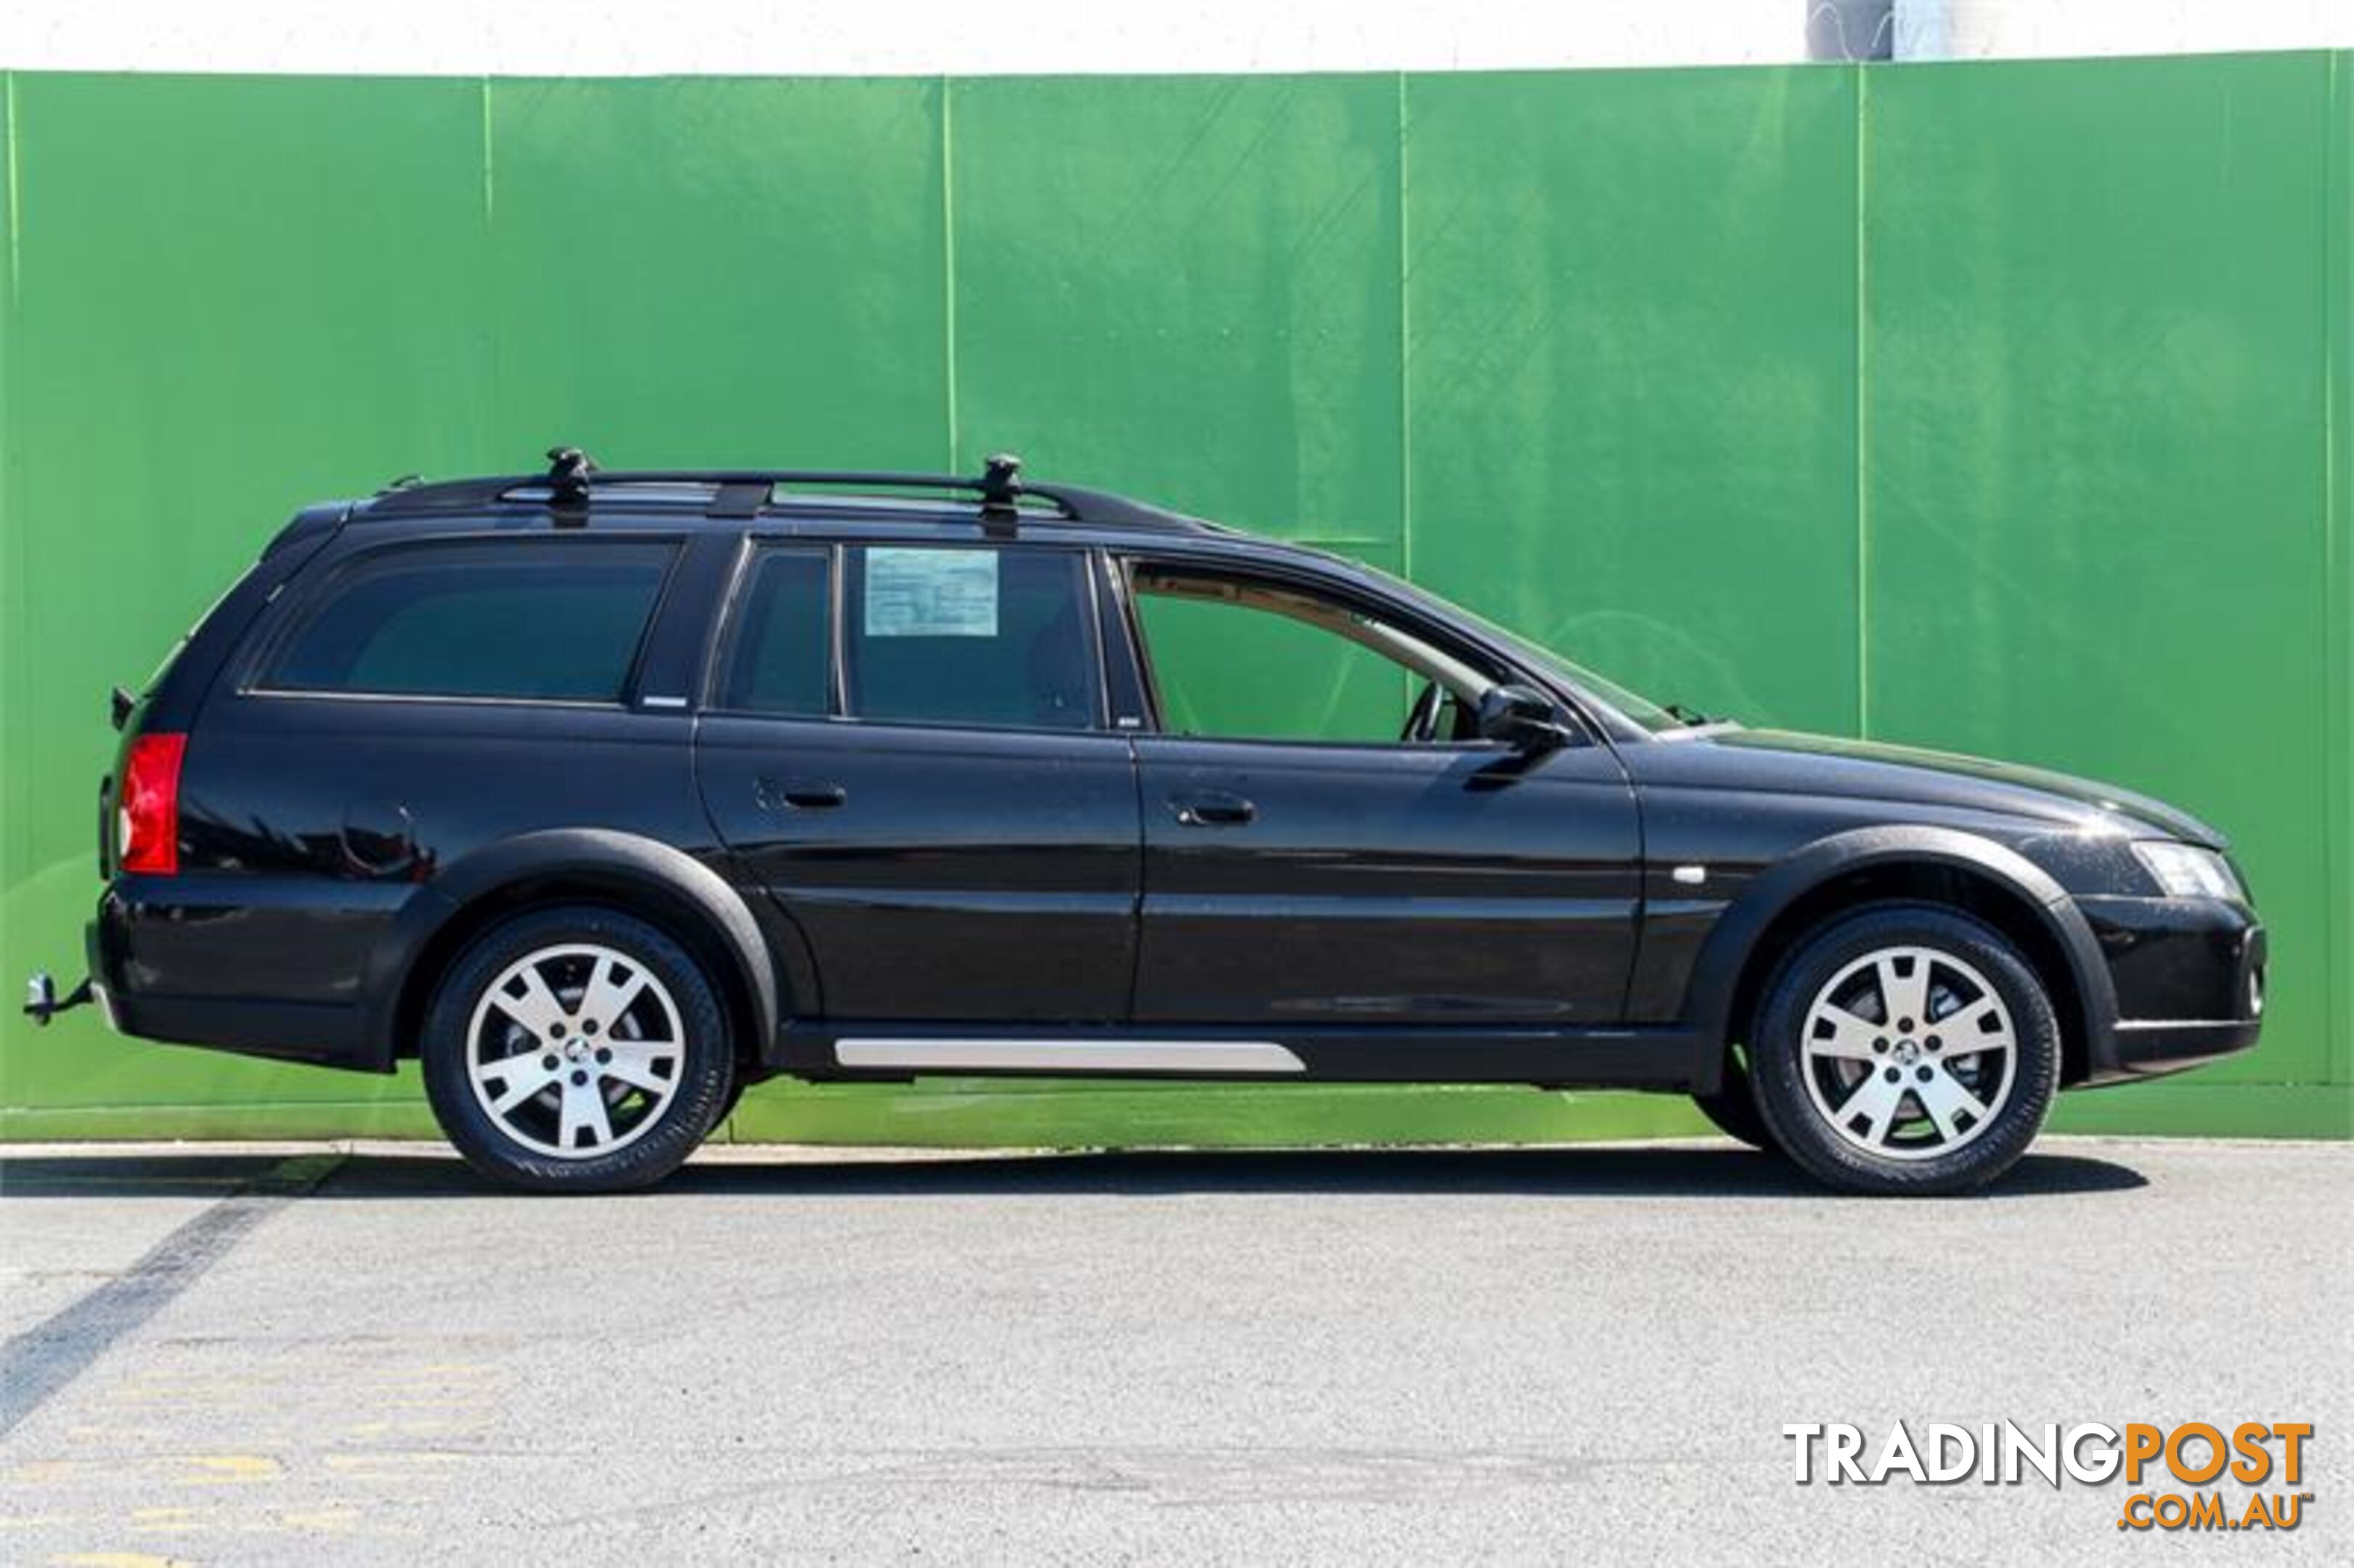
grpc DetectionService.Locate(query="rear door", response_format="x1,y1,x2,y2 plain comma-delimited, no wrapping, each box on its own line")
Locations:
695,539,1141,1024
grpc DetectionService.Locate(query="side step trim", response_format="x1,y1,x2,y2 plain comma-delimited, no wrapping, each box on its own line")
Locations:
834,1037,1308,1074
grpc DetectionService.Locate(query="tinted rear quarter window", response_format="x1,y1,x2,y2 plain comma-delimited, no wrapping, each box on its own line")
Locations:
265,539,674,702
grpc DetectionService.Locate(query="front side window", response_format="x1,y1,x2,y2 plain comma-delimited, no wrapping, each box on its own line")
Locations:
1128,565,1495,746
843,545,1100,730
265,540,673,702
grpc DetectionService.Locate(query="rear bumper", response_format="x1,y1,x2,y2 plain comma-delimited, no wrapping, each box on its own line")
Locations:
87,874,396,1072
2074,895,2266,1087
94,984,367,1069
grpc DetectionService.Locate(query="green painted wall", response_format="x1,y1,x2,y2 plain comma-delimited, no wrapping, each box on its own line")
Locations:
1,56,2347,1145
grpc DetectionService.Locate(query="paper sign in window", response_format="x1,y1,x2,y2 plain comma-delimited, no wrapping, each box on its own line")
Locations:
864,548,1000,638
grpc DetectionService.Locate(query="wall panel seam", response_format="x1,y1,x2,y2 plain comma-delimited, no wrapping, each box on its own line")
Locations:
1,71,17,912
478,75,494,226
1854,62,1870,738
1396,71,1412,582
4,73,18,309
940,75,959,471
479,75,498,464
2329,50,2351,1090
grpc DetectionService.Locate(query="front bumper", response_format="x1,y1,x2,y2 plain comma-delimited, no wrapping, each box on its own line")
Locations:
2074,894,2266,1086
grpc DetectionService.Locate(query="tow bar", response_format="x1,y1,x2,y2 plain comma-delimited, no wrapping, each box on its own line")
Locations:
23,971,92,1026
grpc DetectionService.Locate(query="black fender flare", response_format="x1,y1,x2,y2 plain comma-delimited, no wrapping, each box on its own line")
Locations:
357,829,781,1071
1678,824,2117,1093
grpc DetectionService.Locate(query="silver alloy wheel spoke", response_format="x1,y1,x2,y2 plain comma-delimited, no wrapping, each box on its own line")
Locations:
599,1040,678,1095
559,1077,616,1149
1913,1063,1990,1143
489,965,569,1042
579,952,649,1036
476,1053,561,1113
1799,943,2016,1162
465,943,687,1161
1833,1070,1905,1145
1809,1005,1886,1061
1934,998,2008,1055
1875,952,1931,1031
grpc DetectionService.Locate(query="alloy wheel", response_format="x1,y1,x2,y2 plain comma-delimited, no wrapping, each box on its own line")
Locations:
1797,944,2017,1161
465,943,687,1159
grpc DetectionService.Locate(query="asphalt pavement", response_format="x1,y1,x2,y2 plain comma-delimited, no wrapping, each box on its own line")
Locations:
1,1136,2347,1564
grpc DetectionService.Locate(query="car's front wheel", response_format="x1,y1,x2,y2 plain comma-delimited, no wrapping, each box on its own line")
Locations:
421,905,735,1193
1748,902,2058,1196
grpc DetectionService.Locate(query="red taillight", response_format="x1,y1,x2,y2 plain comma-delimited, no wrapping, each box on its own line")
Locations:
118,732,187,875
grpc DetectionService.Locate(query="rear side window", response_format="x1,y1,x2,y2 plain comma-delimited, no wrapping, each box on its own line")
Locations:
843,545,1099,730
264,540,674,702
714,548,831,715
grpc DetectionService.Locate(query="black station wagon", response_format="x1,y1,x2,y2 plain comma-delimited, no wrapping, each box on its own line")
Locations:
27,450,2266,1194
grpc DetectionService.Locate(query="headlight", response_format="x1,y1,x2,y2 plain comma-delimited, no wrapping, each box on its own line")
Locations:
2131,841,2243,900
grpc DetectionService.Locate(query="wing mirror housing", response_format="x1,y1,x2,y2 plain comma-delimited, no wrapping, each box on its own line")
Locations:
1475,683,1572,751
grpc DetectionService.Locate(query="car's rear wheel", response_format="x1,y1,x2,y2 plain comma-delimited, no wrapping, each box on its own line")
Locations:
712,1071,752,1128
1748,902,2058,1196
421,905,734,1193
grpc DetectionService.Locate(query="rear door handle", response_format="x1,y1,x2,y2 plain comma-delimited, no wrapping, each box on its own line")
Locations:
1169,790,1255,828
759,776,848,811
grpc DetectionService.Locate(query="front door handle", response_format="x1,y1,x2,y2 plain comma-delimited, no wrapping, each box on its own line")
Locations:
759,776,848,811
1169,790,1255,828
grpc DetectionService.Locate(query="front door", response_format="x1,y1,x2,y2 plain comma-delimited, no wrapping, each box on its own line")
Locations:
696,542,1139,1024
1117,558,1642,1027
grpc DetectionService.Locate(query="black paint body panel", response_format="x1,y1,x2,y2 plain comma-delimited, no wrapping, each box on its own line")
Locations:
698,715,1142,1023
1131,735,1640,1025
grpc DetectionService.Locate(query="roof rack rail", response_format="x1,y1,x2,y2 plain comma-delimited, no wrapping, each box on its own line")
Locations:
367,447,1209,534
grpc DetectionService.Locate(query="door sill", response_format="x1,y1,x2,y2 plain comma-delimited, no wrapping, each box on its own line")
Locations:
836,1037,1306,1074
785,1021,1708,1090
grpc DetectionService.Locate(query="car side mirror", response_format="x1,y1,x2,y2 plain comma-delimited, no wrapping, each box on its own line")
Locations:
1475,683,1570,751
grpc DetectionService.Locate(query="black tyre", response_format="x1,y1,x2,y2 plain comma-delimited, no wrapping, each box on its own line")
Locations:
1690,1050,1772,1150
1748,902,2058,1196
421,905,735,1193
712,1071,752,1128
